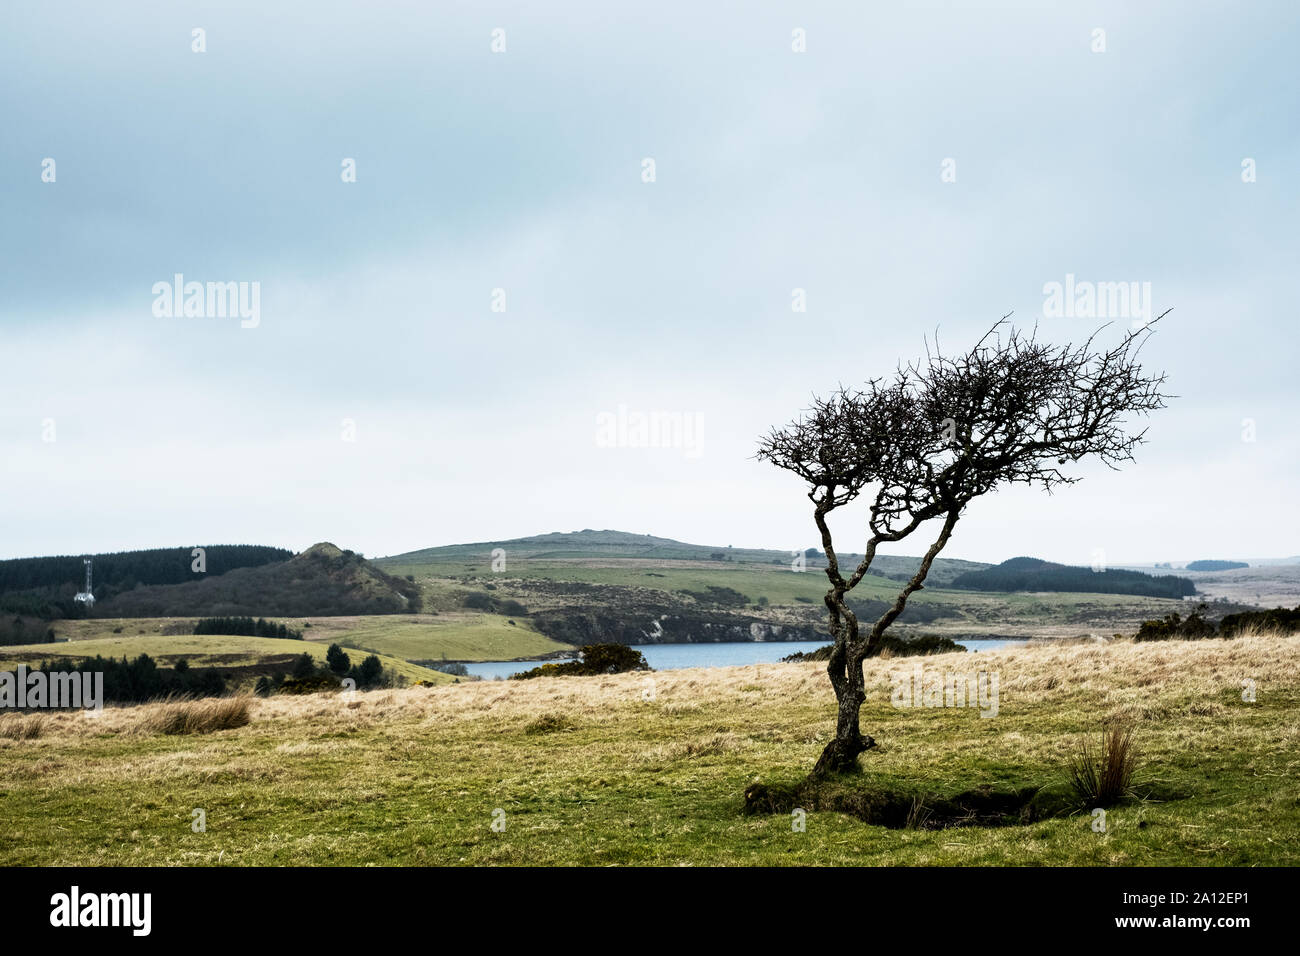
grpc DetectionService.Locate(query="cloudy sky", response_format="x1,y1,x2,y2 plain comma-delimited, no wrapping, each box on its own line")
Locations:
2,1,1296,566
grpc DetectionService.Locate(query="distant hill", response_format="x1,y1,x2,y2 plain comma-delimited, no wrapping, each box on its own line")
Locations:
0,545,293,617
94,543,422,618
950,557,1196,599
1185,560,1249,572
379,529,988,587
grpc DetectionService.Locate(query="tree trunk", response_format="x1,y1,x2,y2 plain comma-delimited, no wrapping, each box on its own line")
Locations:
811,633,875,777
809,508,961,778
811,689,876,777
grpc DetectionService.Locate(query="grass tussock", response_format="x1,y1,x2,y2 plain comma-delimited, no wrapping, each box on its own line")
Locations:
1067,722,1138,807
0,713,46,740
138,696,252,736
524,713,574,735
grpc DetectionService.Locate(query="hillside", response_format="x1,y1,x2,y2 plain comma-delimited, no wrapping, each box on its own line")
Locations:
379,529,990,587
0,544,293,617
373,531,1210,649
93,543,422,618
949,557,1197,600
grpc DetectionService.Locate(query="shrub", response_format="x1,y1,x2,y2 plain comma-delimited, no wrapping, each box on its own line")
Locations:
1134,607,1217,641
290,652,317,679
1218,605,1300,636
1067,723,1138,807
430,661,469,677
279,673,342,695
782,634,963,662
351,654,385,688
325,644,351,676
513,643,649,679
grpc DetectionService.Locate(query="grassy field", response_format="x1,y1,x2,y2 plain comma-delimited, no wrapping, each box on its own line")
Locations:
288,613,574,663
0,634,451,686
45,614,573,665
2,632,1295,865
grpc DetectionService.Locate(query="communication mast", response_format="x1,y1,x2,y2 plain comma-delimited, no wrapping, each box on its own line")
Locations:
74,558,95,607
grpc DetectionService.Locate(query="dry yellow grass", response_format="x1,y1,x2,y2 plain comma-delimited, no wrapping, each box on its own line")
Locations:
0,713,46,740
135,696,252,736
23,630,1295,743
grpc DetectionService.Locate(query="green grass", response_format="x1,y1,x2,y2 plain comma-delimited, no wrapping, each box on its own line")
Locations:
0,634,451,685
41,614,570,667
298,613,574,662
3,634,1296,865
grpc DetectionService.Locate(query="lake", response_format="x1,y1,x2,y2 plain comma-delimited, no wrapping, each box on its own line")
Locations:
459,638,1029,680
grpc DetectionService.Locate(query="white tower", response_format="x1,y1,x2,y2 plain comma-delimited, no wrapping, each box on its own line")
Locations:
74,558,96,607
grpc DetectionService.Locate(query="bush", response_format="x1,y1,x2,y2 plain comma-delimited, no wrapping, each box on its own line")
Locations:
279,673,342,695
782,634,964,662
430,661,469,677
513,643,649,679
325,643,351,676
462,592,495,610
1134,607,1217,641
1218,605,1300,636
353,654,385,688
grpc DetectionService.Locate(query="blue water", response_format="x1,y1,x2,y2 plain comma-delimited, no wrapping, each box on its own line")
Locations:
460,638,1028,680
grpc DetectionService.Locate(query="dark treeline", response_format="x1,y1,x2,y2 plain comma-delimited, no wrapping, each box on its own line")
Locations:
1136,604,1300,640
193,617,302,640
262,650,391,695
0,545,293,618
25,654,226,702
0,615,56,646
950,557,1196,599
1185,560,1249,572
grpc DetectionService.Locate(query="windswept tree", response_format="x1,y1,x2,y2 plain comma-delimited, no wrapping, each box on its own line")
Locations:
758,316,1170,777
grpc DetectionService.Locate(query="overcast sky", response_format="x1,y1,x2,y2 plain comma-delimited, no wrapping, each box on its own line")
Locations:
2,1,1297,566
